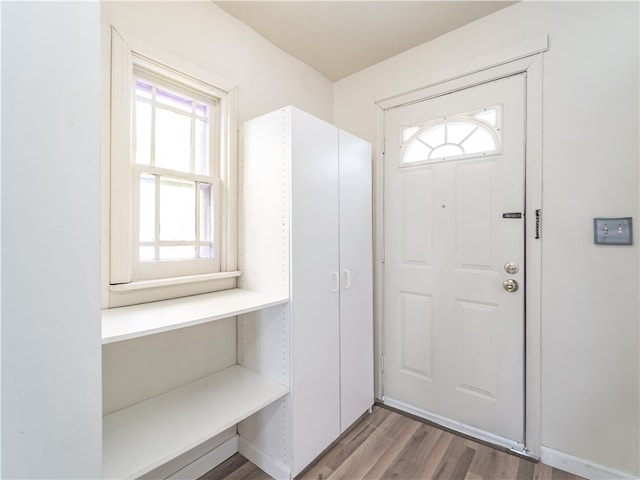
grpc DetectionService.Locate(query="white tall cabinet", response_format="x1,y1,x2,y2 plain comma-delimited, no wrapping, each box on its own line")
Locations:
238,106,373,478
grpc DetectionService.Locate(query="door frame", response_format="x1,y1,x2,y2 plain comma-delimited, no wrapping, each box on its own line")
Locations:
372,38,547,458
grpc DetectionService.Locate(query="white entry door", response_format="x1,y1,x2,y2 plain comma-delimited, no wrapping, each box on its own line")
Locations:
382,74,526,443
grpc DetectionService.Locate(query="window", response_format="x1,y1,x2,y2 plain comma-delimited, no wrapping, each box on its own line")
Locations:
399,105,502,166
109,28,238,305
132,73,220,280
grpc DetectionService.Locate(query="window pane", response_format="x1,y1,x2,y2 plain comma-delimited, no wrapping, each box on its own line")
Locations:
139,173,156,242
402,126,420,142
135,101,152,165
420,125,445,147
195,119,209,175
155,107,191,172
403,140,431,164
160,246,196,260
200,245,213,259
195,102,208,118
446,123,476,144
157,88,192,113
200,183,212,242
159,177,195,241
136,81,152,99
461,128,496,154
431,144,464,159
474,109,497,126
139,246,155,261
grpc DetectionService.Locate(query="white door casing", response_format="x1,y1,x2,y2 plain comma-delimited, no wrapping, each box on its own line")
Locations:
382,74,526,444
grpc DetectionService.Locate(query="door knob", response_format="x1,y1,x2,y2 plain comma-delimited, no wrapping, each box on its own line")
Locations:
503,279,519,293
504,262,519,274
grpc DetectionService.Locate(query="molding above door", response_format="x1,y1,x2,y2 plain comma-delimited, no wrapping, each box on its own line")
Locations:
375,34,548,110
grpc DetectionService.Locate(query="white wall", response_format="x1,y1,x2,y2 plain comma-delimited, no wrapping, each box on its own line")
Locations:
100,1,334,413
101,1,333,127
1,2,102,478
334,1,639,476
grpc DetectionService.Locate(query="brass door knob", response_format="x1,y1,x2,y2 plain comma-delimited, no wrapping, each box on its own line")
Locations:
503,279,519,293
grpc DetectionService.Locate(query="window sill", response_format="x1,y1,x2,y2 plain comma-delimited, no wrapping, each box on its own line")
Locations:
108,272,242,308
102,288,289,344
110,271,241,292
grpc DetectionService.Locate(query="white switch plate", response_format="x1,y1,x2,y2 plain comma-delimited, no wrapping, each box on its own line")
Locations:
594,217,632,245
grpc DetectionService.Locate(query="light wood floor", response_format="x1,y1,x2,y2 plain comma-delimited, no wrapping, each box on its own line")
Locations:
199,405,584,480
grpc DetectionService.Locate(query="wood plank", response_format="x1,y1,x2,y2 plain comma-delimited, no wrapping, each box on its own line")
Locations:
533,462,554,480
198,453,247,480
413,429,454,478
298,462,334,480
500,452,521,480
309,411,382,472
202,406,586,480
325,412,399,480
381,423,451,479
431,436,472,479
359,412,422,479
516,458,536,480
467,444,504,479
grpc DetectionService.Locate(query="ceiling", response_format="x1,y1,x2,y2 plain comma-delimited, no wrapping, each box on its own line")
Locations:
214,1,516,81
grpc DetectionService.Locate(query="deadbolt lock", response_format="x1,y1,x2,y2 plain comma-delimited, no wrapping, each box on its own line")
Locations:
503,279,519,293
504,262,519,274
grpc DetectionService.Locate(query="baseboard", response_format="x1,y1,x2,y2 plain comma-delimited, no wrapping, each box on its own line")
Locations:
238,437,291,480
381,396,530,456
166,435,239,480
540,447,639,480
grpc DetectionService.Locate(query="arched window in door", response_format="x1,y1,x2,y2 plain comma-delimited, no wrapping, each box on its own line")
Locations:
400,106,502,166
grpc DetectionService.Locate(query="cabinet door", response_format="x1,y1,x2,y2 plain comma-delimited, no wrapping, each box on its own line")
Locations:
290,109,341,475
338,130,374,432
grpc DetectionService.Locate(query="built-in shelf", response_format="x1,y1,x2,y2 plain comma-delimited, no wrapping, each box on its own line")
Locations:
103,364,289,479
102,288,289,344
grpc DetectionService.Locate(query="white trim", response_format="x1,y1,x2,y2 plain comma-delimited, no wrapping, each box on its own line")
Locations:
382,396,531,456
166,435,239,480
110,27,133,284
117,29,237,93
375,53,544,456
376,35,548,109
110,270,241,292
107,26,238,301
374,106,384,400
522,53,543,458
540,446,640,480
238,437,291,480
220,87,239,272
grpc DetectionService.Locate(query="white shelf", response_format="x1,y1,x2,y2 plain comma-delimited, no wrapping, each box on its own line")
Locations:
103,365,289,479
102,288,288,344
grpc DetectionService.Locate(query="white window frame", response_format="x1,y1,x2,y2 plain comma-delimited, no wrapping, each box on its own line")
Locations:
108,28,238,306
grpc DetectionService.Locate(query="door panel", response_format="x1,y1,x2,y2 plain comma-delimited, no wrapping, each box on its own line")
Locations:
401,171,433,264
291,109,341,473
400,291,433,379
383,74,526,442
338,130,374,432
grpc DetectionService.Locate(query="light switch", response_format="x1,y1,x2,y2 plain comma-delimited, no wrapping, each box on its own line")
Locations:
594,217,632,245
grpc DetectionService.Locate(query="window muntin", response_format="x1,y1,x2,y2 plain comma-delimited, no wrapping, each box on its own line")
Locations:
129,69,221,281
400,106,502,166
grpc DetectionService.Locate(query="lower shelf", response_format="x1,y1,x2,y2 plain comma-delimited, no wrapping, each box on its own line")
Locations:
103,365,289,479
